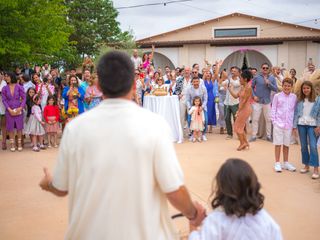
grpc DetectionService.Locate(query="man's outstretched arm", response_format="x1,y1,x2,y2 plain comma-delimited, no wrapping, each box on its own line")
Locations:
39,167,68,197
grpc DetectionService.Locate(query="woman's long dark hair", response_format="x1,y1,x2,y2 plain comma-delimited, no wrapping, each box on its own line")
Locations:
211,158,264,217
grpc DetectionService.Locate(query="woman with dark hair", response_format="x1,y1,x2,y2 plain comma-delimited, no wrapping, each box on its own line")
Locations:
189,158,282,240
293,81,320,179
2,72,26,151
228,69,253,150
62,75,85,121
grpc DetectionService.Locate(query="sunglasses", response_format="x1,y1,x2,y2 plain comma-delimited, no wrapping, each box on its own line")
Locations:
192,72,198,74
262,67,269,70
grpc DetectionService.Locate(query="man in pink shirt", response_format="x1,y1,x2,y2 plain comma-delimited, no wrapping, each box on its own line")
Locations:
271,78,297,172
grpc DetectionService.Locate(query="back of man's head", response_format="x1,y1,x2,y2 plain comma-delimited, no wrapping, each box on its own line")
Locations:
97,51,134,98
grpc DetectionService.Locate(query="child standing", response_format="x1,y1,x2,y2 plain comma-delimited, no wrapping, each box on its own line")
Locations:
24,95,46,152
189,158,282,239
293,81,320,179
43,96,60,148
188,96,205,142
271,78,297,172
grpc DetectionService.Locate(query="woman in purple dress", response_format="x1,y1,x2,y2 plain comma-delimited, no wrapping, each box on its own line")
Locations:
2,72,26,151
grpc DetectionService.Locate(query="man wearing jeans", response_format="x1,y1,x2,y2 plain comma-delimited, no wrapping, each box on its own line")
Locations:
221,67,241,139
250,63,278,142
186,77,208,141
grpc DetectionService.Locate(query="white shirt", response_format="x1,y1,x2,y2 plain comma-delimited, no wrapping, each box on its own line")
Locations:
131,56,142,69
189,209,282,240
53,99,184,240
298,99,317,126
0,80,7,115
222,77,240,106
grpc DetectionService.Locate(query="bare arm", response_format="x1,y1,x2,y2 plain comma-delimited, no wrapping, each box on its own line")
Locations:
39,168,68,197
166,186,206,226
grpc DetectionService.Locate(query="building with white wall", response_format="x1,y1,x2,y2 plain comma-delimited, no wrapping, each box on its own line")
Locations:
137,12,320,75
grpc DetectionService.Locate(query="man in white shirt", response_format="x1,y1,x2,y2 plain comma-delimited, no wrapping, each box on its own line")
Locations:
175,67,192,134
221,67,241,139
39,51,205,240
131,49,142,70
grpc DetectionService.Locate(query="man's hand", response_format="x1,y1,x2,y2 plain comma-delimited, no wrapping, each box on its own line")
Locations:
39,167,68,197
189,201,206,227
315,127,320,136
253,96,259,102
39,167,53,191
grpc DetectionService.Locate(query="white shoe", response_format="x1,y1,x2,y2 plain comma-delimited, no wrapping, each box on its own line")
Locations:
274,162,282,172
283,162,296,172
202,135,207,141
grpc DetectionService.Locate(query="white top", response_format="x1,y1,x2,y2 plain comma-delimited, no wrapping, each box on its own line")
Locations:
222,77,240,106
181,77,192,103
53,99,184,240
0,80,7,115
189,209,282,240
298,99,317,126
131,56,142,69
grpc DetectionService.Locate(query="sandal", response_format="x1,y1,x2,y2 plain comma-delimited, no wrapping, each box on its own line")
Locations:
9,139,16,152
312,173,319,179
17,139,23,152
2,141,7,150
300,168,309,174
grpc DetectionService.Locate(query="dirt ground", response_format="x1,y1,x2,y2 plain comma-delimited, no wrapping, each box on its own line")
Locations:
0,131,320,240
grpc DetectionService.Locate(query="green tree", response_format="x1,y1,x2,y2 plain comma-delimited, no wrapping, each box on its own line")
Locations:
66,0,135,57
0,0,74,69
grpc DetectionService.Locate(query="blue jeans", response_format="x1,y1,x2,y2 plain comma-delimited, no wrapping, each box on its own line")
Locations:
187,110,208,134
298,125,319,167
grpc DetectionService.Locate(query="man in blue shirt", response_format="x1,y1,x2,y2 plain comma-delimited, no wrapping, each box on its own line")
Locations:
250,63,278,142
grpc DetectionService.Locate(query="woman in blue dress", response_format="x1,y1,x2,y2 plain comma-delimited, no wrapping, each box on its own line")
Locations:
204,71,217,133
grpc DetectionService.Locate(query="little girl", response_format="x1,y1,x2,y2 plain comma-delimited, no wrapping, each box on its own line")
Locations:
44,96,60,148
24,95,46,152
188,96,205,142
293,81,320,179
189,158,282,240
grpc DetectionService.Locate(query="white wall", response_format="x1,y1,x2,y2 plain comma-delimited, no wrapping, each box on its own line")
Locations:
214,45,277,66
154,48,179,68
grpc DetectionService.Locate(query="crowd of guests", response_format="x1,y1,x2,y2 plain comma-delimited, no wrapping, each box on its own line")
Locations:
1,50,320,179
0,58,102,152
131,49,320,178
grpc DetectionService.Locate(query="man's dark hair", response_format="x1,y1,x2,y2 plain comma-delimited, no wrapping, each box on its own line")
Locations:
21,74,30,83
231,66,240,72
192,76,199,81
261,62,270,67
97,51,134,98
192,63,199,69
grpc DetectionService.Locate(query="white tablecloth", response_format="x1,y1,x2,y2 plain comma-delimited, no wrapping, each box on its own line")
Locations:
143,95,183,143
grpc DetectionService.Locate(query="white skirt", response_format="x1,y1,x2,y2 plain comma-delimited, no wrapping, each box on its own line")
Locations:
24,115,46,136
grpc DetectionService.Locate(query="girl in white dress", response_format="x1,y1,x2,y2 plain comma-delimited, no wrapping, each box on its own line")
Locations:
189,158,282,240
24,95,46,152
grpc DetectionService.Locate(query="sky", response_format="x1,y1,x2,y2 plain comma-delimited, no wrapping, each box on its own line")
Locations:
112,0,320,40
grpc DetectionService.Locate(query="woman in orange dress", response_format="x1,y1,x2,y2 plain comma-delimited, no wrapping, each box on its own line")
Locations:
228,69,253,151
